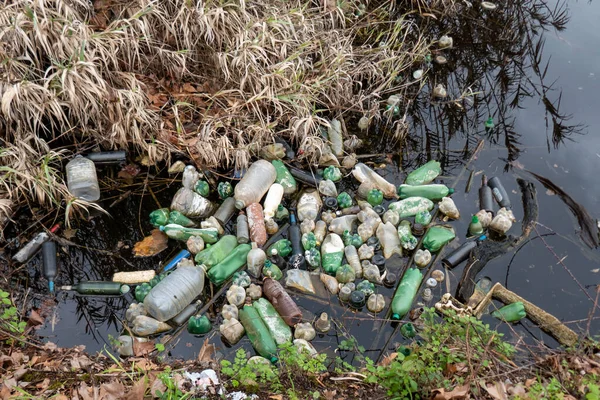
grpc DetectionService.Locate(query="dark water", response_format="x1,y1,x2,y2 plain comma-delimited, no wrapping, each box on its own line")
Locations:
19,0,600,361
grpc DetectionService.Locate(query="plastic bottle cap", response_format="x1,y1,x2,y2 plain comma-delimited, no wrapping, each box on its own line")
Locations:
270,356,279,363
235,200,245,209
159,225,165,231
448,188,455,195
48,281,55,293
290,213,297,224
391,313,401,320
120,285,131,294
478,235,487,241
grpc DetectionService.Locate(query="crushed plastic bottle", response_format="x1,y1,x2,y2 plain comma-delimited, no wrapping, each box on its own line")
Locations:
186,236,205,254
247,243,266,278
321,234,345,275
318,179,338,197
382,210,399,226
475,209,493,228
144,266,205,321
217,181,233,199
247,283,262,300
397,220,418,250
234,160,277,209
415,211,432,225
254,298,292,345
397,184,453,200
422,226,456,253
207,243,252,285
260,143,286,160
492,302,526,322
362,263,381,284
239,304,278,362
439,197,460,219
195,235,238,268
272,160,297,195
297,188,323,222
301,219,316,235
149,208,170,227
328,119,344,157
131,315,171,336
315,313,331,333
377,222,402,259
391,268,423,320
232,271,251,288
352,163,397,198
194,180,210,197
320,273,339,294
182,165,200,190
220,318,245,344
405,160,441,186
267,239,293,258
275,204,290,223
367,294,385,313
126,302,148,323
116,335,149,357
171,187,215,218
294,322,316,341
414,249,432,268
489,208,514,234
388,197,434,218
336,264,356,284
222,304,239,320
160,224,219,244
329,215,358,235
285,269,315,294
263,259,283,280
302,232,317,250
323,166,342,182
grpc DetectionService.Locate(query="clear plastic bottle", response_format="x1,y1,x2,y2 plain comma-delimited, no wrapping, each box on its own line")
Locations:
236,212,250,244
247,243,266,278
220,317,245,345
170,187,215,218
294,322,316,341
182,165,200,190
263,183,284,219
234,160,277,209
131,315,171,336
66,155,100,201
214,197,237,225
315,312,331,333
328,119,344,157
376,221,402,259
328,215,358,235
344,245,362,279
297,189,322,222
314,220,327,244
352,163,396,199
143,266,205,321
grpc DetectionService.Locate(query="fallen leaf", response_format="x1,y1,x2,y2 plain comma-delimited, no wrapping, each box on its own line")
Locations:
13,368,28,381
525,378,536,388
431,384,469,399
0,385,12,400
379,352,398,367
71,355,92,370
197,338,216,363
35,378,50,390
78,382,94,400
269,395,283,400
133,230,168,257
99,381,126,400
124,378,147,400
63,228,78,239
182,83,197,93
149,375,166,399
480,381,508,400
323,389,336,400
28,310,45,327
133,341,156,357
53,395,69,400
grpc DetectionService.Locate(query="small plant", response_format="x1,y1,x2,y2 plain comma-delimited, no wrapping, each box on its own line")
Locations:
0,289,26,344
155,368,191,400
220,348,280,392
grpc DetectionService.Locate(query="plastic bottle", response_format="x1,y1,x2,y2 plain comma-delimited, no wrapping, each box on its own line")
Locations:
323,197,338,211
275,204,290,223
65,155,100,201
182,165,200,190
262,260,283,280
341,205,361,215
328,215,358,235
247,283,262,300
294,322,316,341
149,208,170,227
439,197,460,219
116,335,149,356
61,281,128,295
315,312,331,333
247,243,266,277
400,322,416,339
321,234,345,275
236,212,250,244
357,243,374,260
352,163,397,198
326,119,343,157
344,245,362,279
301,220,315,235
367,189,384,206
254,298,292,345
336,264,356,284
397,220,418,250
468,215,484,236
187,314,212,334
288,165,323,187
297,189,322,222
349,290,366,308
272,160,297,195
222,304,239,320
162,249,191,272
479,176,495,213
320,273,339,294
171,187,215,218
84,150,127,164
234,160,277,209
391,268,424,320
246,203,267,247
213,197,236,226
143,266,205,321
226,285,246,307
263,183,284,220
414,249,432,268
337,192,352,209
318,179,338,197
314,221,327,244
415,211,432,226
371,254,386,274
405,160,441,185
441,235,486,268
160,224,219,244
376,222,402,259
302,232,317,250
265,218,279,235
207,244,252,285
388,197,434,218
305,248,321,269
171,301,201,326
367,294,385,313
263,278,303,326
339,286,352,302
239,304,279,362
397,184,453,200
422,226,456,253
42,241,57,293
267,239,293,258
288,212,305,269
131,315,171,336
492,302,526,322
220,318,245,344
488,177,511,209
323,166,342,182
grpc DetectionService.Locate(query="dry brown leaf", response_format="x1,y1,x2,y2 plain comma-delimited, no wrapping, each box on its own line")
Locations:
71,355,92,370
269,395,283,400
54,395,69,400
28,310,45,327
0,385,12,400
323,389,337,400
182,83,197,93
198,338,216,363
480,381,508,400
99,381,126,400
133,229,168,257
133,340,156,357
63,228,78,239
35,378,50,390
379,352,398,367
78,382,94,400
525,378,536,388
125,378,147,400
431,384,470,400
150,376,166,399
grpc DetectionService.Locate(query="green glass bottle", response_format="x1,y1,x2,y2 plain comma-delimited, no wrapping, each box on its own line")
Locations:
391,268,423,320
405,160,441,185
397,184,454,201
135,283,152,302
160,224,219,244
492,302,526,322
272,160,297,195
167,211,196,227
207,243,252,285
195,235,238,268
149,208,170,227
218,182,233,199
262,260,283,280
337,192,352,209
194,180,210,197
61,281,129,295
239,304,278,362
267,239,293,258
187,314,212,334
422,226,456,253
367,189,383,206
254,298,292,345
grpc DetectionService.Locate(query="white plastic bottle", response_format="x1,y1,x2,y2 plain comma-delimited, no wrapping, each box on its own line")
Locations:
66,155,100,201
246,243,266,278
144,266,205,321
344,245,362,279
263,183,284,219
234,160,277,209
352,163,396,199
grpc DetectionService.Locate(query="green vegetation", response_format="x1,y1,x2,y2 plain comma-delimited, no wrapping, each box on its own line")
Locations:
0,288,26,345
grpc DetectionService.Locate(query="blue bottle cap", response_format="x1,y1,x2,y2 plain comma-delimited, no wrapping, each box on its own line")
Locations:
478,235,487,241
49,281,55,293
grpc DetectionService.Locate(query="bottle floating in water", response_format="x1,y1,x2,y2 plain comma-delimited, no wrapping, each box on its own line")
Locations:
272,160,297,195
391,268,423,320
42,241,58,293
247,203,267,247
263,278,303,327
213,197,237,226
61,281,129,296
288,212,305,269
468,215,484,236
239,304,279,362
397,184,453,201
234,160,277,209
488,177,511,209
207,244,252,286
160,224,219,244
65,155,100,202
479,175,495,213
314,312,331,333
404,160,441,186
352,163,397,199
194,234,237,269
254,297,292,345
236,212,250,244
263,183,284,219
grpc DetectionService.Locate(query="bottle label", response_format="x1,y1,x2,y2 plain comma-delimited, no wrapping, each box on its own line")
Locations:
492,187,503,202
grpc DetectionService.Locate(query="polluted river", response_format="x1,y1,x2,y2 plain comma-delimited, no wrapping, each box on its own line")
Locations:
6,0,600,365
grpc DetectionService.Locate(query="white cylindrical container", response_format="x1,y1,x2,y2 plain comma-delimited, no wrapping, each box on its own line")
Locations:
66,155,100,201
263,183,284,219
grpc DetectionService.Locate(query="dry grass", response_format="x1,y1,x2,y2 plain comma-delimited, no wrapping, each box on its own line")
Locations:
0,0,442,223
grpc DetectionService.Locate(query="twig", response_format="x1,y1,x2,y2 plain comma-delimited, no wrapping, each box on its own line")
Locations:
586,285,600,337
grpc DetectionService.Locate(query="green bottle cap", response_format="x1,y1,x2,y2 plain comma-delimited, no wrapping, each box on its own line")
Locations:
391,313,400,320
448,188,455,195
471,215,479,223
270,356,279,363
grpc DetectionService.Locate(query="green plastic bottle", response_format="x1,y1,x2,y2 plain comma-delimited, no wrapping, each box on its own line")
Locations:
391,268,423,320
218,182,233,199
337,192,352,209
305,248,321,269
388,197,434,218
405,160,441,185
167,211,196,227
253,298,292,345
415,211,432,225
272,160,297,195
275,204,290,222
194,180,210,197
135,283,152,302
321,234,344,275
484,117,495,129
149,208,170,227
239,304,279,362
400,322,416,338
61,281,129,295
422,226,456,253
267,239,293,258
195,235,238,268
468,215,484,236
302,232,317,250
492,302,526,322
262,260,283,280
342,230,362,248
160,224,219,244
367,189,384,206
207,243,252,285
397,184,454,201
397,220,418,250
187,314,212,334
323,166,342,182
